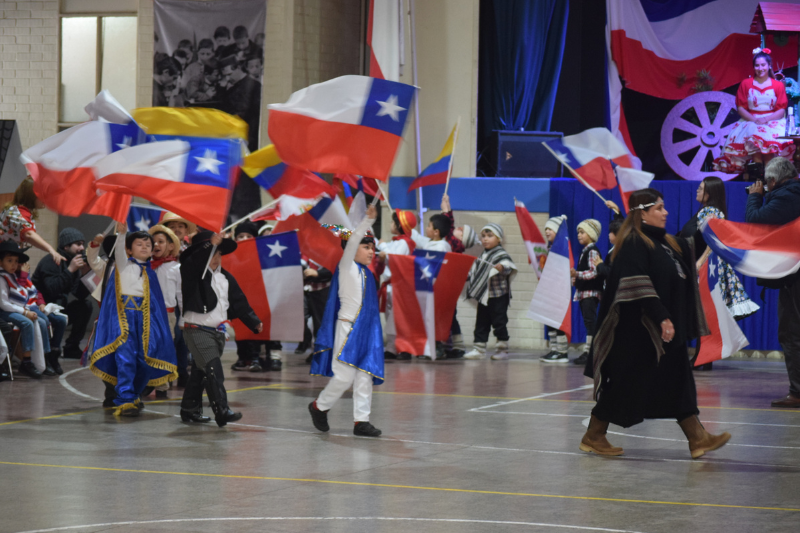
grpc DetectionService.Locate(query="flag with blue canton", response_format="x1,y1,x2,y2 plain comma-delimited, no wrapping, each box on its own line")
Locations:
256,232,302,270
109,122,146,153
127,204,164,232
360,78,415,137
147,134,243,189
413,254,443,293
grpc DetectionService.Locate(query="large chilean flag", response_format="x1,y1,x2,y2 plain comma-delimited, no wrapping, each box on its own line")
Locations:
268,75,416,180
527,220,573,341
413,249,475,342
391,254,443,358
221,232,304,341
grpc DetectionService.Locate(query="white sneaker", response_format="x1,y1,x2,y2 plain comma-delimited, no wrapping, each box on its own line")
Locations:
491,341,509,360
491,352,508,360
464,343,486,359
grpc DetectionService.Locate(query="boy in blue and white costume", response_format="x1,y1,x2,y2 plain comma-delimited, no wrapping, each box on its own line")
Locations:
309,205,384,437
90,223,178,417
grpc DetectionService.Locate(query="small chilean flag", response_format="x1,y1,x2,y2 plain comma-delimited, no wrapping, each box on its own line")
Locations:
545,128,636,192
696,253,749,366
615,166,654,212
701,217,800,280
414,249,475,341
514,199,547,279
272,212,344,272
268,75,415,180
221,232,304,342
527,219,573,341
94,137,241,232
407,123,457,192
391,254,443,358
242,144,336,199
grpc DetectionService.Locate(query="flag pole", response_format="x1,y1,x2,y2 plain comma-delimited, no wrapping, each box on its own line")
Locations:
409,0,424,221
222,196,282,234
443,116,460,196
375,180,392,210
541,142,608,203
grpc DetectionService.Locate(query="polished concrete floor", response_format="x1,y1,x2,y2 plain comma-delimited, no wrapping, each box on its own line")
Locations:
1,346,798,533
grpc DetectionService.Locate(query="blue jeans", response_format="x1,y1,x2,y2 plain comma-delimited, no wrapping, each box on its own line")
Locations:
41,310,67,350
0,310,50,353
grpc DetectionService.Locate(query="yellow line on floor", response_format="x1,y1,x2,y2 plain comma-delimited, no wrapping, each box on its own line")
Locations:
0,460,797,513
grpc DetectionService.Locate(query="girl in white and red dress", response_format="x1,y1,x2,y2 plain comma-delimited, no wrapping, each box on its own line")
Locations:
714,49,795,173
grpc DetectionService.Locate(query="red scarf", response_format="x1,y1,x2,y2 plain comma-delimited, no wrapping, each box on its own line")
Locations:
392,234,416,253
150,256,177,270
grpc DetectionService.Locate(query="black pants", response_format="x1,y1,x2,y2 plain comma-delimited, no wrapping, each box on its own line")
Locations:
474,294,510,343
778,281,800,396
302,288,330,346
64,298,93,349
579,297,599,337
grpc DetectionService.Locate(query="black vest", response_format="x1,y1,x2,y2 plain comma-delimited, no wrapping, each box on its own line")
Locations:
574,243,604,293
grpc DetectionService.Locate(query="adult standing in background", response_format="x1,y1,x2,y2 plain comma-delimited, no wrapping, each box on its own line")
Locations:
745,157,800,408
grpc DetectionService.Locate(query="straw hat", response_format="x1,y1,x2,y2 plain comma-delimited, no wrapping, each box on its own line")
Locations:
160,212,198,235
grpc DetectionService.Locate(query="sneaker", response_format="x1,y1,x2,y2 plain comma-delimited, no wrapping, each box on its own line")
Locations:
308,401,329,432
231,360,249,371
384,351,397,360
155,390,168,399
573,352,589,366
248,360,263,372
353,421,382,437
396,352,412,360
270,359,282,371
491,341,509,360
541,352,569,364
491,352,509,360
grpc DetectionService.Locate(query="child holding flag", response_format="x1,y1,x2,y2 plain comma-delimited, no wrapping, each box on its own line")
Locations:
570,219,603,367
540,216,570,363
464,224,517,360
309,205,384,437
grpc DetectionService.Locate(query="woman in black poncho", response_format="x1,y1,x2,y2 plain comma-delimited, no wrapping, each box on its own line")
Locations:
580,188,731,459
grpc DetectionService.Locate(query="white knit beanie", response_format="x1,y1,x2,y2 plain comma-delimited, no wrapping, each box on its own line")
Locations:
545,216,564,234
577,218,601,243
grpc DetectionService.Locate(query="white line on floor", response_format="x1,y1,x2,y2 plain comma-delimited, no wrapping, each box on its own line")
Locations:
468,385,594,412
58,368,101,401
12,516,649,533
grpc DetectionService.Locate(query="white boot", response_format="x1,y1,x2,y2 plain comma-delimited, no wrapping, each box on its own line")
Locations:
452,333,464,349
464,343,487,359
491,341,509,360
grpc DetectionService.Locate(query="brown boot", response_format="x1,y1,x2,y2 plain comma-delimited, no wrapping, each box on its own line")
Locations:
678,415,731,459
579,415,624,456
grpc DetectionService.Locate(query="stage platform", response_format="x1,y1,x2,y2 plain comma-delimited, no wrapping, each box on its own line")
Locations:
1,344,797,533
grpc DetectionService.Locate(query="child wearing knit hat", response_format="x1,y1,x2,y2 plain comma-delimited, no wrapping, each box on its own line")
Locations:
569,218,603,367
540,215,570,363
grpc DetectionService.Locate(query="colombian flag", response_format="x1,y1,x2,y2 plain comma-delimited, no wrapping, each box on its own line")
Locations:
407,123,457,192
242,144,336,199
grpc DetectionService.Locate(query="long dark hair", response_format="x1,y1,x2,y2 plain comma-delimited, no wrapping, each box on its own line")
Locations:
753,51,775,78
612,188,681,262
701,176,727,218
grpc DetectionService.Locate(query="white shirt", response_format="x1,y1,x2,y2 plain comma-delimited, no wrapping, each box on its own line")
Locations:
182,266,229,328
410,228,451,253
86,243,108,302
114,236,146,297
337,215,375,322
153,261,182,309
377,237,410,282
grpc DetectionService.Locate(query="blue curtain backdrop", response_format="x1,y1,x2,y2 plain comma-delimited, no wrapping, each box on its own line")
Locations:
478,0,569,147
548,179,780,351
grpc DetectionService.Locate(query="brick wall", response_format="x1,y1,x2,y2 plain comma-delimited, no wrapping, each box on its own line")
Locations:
0,0,61,262
381,206,550,351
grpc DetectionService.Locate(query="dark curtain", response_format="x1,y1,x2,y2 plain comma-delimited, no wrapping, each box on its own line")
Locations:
549,178,780,350
478,0,569,150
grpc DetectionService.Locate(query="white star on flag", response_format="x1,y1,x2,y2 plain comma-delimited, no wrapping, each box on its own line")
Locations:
554,150,571,166
375,94,406,121
134,215,151,232
194,149,223,175
425,253,436,260
267,240,288,258
419,264,432,280
116,136,133,150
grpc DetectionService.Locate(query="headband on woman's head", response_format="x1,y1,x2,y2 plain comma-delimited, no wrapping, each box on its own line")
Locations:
753,47,772,55
629,202,657,212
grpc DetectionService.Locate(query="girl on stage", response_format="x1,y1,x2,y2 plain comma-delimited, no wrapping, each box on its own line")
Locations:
714,48,795,174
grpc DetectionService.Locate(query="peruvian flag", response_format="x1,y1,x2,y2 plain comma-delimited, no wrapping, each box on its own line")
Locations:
414,249,476,341
695,253,749,366
615,166,654,212
514,199,547,279
268,75,415,180
272,212,343,272
221,232,304,342
94,137,241,232
527,219,573,340
391,254,442,358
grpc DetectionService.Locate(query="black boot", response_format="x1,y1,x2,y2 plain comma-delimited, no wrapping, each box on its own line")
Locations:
18,360,42,379
354,421,382,437
204,358,241,427
46,350,63,375
180,360,207,416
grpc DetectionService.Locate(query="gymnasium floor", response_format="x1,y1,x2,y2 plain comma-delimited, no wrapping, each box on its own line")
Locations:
1,347,798,533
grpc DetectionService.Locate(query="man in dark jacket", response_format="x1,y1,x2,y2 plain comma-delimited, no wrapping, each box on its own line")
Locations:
31,228,92,359
746,157,800,408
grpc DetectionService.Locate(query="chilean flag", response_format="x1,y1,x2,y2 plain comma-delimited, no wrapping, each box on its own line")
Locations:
391,254,443,358
272,212,343,272
221,232,304,342
367,0,401,81
615,166,654,212
414,249,475,341
127,204,165,232
696,253,749,366
268,75,416,180
700,217,800,279
514,199,547,279
544,128,637,192
527,220,573,341
242,144,336,200
94,137,241,232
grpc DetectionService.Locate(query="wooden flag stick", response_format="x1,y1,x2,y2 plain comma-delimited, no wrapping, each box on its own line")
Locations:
222,196,282,233
541,142,608,203
375,180,392,210
443,117,461,196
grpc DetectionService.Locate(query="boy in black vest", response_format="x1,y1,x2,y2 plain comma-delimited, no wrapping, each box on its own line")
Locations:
570,219,603,367
179,232,262,427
